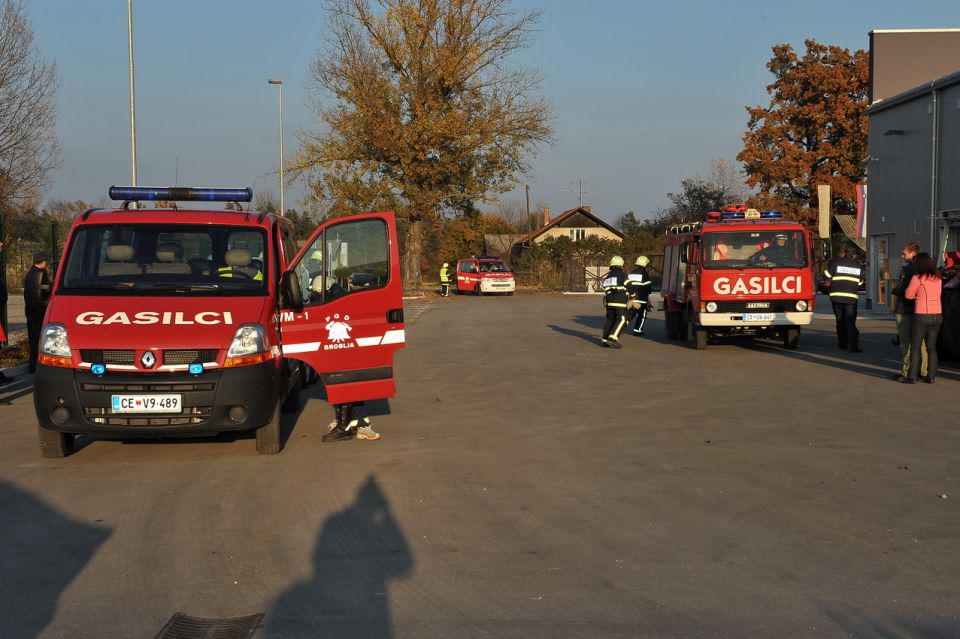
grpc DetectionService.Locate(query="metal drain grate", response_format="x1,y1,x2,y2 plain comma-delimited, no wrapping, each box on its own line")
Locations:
154,613,263,639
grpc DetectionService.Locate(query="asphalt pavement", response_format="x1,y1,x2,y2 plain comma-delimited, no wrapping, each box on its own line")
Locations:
0,293,958,637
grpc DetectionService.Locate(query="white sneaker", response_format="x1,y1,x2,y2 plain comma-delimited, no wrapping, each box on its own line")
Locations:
326,420,337,433
355,425,381,441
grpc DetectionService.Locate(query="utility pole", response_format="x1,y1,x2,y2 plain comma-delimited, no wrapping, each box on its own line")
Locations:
525,184,531,234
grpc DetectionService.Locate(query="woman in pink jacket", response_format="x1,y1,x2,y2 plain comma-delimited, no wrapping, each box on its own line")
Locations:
901,252,942,383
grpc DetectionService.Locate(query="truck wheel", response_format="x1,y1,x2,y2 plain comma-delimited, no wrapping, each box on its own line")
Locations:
39,425,73,459
282,372,302,413
256,402,282,454
783,327,800,350
694,326,708,350
477,286,483,296
666,310,680,340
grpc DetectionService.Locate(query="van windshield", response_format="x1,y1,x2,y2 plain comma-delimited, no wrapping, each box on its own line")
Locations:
59,224,269,296
478,261,510,273
702,230,808,269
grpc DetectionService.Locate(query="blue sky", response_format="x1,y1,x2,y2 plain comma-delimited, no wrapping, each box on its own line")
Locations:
30,1,960,222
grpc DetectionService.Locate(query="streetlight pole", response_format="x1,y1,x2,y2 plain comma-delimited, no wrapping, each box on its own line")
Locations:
127,0,138,188
267,78,284,216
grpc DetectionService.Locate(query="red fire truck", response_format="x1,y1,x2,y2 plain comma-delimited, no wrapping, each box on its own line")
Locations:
661,206,815,350
33,186,405,457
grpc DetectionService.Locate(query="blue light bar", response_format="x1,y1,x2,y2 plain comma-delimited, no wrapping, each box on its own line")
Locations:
108,186,253,203
189,363,204,375
720,210,783,220
91,364,106,376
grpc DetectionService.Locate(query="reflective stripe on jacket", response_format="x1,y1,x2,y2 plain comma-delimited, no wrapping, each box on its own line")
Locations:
440,267,452,283
218,266,262,281
824,257,862,302
602,268,629,307
626,267,652,302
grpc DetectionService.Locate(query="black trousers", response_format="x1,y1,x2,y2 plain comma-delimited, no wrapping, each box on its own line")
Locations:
26,307,44,373
909,313,942,380
832,301,859,351
628,302,648,333
603,306,627,342
440,282,451,296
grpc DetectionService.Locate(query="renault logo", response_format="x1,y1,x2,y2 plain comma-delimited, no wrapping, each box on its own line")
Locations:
141,351,156,368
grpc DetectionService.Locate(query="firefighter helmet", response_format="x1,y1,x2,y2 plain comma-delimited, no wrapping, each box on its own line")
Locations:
442,262,449,267
635,255,649,267
609,255,624,267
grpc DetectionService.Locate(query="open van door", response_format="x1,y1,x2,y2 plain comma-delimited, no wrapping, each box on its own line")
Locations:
279,212,404,405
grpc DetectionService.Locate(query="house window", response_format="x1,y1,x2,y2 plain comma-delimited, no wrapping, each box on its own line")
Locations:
570,228,586,241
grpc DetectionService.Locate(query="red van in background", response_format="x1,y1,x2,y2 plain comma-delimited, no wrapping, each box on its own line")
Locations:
455,257,516,295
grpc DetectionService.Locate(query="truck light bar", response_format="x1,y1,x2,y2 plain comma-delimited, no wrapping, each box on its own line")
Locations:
720,210,782,220
108,186,254,203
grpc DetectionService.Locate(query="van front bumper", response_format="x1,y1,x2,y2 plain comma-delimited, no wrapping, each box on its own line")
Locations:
33,361,282,437
699,311,814,327
479,279,515,293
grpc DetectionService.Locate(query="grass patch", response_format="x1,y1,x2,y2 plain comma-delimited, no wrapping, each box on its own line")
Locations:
0,341,28,368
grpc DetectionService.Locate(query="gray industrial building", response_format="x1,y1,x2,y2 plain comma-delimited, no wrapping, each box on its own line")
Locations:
864,69,960,307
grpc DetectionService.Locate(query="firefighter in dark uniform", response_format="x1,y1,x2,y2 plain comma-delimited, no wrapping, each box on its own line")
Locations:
601,256,629,348
626,255,653,336
439,262,452,297
823,243,864,353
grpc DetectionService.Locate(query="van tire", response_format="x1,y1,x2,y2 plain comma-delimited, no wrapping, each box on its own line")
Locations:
783,327,800,350
39,425,73,458
256,402,282,454
476,286,483,296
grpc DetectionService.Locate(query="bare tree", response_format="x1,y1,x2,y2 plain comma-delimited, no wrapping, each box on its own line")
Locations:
708,158,750,203
0,0,60,209
254,189,279,213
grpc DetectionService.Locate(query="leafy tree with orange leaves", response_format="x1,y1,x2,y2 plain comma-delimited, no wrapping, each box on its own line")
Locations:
737,39,869,225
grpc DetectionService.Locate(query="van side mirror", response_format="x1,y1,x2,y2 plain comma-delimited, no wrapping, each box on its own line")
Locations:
281,270,303,310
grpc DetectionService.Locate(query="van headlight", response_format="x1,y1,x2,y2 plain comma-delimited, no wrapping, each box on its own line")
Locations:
796,300,808,312
40,324,71,358
227,324,267,358
705,301,718,312
224,324,274,367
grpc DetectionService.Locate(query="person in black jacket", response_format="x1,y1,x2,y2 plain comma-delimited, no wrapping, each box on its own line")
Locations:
626,255,653,336
600,256,629,348
822,244,864,353
891,242,927,381
23,252,51,374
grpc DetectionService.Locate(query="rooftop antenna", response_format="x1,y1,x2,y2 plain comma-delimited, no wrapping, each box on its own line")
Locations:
559,180,596,207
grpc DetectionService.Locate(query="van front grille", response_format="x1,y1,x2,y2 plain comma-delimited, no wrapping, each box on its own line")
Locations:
80,349,135,365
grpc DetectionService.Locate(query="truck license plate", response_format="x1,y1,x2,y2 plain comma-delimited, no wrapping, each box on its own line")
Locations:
742,313,776,322
111,394,182,413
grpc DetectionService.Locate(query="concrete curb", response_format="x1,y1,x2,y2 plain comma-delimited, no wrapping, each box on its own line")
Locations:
1,363,28,377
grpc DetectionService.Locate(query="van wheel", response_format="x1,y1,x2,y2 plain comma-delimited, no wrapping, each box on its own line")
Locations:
256,402,282,454
477,286,483,296
783,327,800,350
694,325,708,350
666,310,681,340
39,425,73,458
